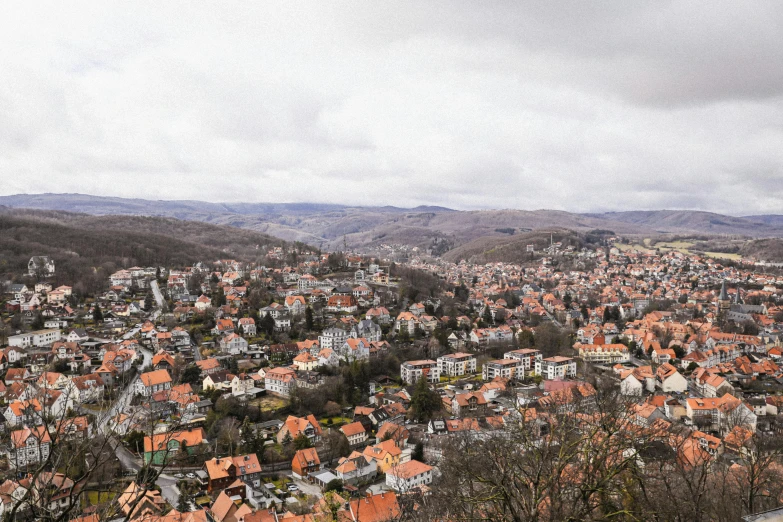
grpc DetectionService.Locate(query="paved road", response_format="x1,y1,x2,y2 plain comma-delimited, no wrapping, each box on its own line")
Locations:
139,346,152,368
123,326,141,340
544,310,564,329
157,473,180,506
630,356,647,367
191,340,202,362
150,280,165,309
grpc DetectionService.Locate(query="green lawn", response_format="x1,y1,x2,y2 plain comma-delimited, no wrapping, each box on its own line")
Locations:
319,416,352,426
85,490,117,506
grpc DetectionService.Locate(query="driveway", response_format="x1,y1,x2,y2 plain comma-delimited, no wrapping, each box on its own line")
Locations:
156,473,180,506
291,477,322,497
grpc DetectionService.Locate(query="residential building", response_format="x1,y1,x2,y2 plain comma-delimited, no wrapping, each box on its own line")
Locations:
400,360,440,384
335,452,377,485
482,358,524,381
8,329,61,348
8,426,51,468
292,447,321,479
577,344,630,364
536,356,577,380
437,353,477,377
341,421,369,447
143,428,206,465
319,328,349,350
655,363,688,393
386,460,433,492
134,370,173,397
504,348,543,374
264,367,297,397
277,415,323,444
363,439,403,473
452,392,489,417
219,333,248,355
202,454,263,492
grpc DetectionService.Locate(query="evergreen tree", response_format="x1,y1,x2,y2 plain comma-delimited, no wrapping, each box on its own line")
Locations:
410,376,443,421
482,305,493,325
241,416,258,454
212,287,226,308
31,312,44,330
177,483,190,513
305,306,314,330
261,312,275,336
412,441,425,462
144,292,153,312
294,433,313,450
518,329,535,348
181,365,201,385
93,303,103,323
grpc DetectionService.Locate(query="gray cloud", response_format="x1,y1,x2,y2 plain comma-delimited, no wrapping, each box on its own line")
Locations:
0,1,782,214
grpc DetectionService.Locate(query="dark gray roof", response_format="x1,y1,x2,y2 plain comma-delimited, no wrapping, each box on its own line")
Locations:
719,280,729,301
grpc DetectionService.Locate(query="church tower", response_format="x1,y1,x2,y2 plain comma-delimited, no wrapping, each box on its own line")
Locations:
718,280,731,315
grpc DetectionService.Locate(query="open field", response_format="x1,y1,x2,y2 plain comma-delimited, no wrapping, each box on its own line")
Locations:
631,238,747,261
654,241,695,253
704,251,743,260
251,395,289,412
614,242,655,254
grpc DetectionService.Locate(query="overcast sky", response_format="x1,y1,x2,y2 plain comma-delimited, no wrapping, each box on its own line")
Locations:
1,2,782,214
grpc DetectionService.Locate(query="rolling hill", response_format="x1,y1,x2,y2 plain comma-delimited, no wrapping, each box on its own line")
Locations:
0,208,291,290
441,229,583,264
2,194,783,258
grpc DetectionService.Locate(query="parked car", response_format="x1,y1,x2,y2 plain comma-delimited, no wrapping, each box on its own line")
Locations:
174,473,184,479
186,473,196,479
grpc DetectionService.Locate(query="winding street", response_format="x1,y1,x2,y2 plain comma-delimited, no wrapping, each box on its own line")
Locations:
94,335,188,504
97,280,193,506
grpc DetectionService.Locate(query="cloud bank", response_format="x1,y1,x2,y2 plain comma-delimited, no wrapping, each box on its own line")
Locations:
1,2,782,214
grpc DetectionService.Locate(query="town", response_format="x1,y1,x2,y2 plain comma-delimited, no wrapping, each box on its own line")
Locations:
1,236,783,521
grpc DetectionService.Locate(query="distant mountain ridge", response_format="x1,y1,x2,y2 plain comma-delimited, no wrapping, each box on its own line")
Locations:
2,193,783,252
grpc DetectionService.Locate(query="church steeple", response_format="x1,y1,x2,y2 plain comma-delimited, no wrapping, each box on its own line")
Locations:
718,279,731,315
719,280,729,302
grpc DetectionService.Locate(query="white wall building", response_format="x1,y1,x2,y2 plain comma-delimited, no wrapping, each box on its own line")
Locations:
8,329,61,348
400,360,440,384
535,357,577,380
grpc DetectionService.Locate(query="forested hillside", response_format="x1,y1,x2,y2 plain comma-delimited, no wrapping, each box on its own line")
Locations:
441,229,583,264
0,208,291,293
